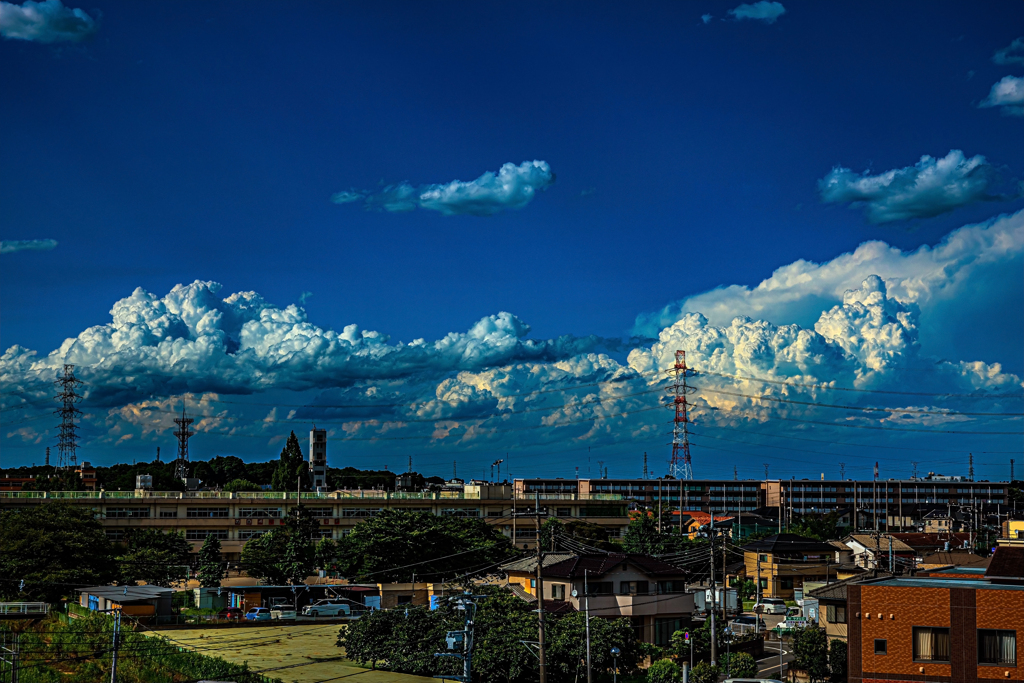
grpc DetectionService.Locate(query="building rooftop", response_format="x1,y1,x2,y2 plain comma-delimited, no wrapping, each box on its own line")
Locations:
868,578,1024,591
78,585,174,601
501,553,577,574
985,546,1024,580
741,533,835,554
540,553,685,579
845,534,915,553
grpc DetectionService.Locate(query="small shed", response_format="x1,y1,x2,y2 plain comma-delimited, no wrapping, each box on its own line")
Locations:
77,585,175,618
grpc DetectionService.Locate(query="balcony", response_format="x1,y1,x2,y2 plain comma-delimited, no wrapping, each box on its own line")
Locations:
581,592,694,617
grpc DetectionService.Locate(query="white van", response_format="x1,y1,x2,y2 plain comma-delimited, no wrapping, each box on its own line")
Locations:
754,598,788,614
301,600,352,617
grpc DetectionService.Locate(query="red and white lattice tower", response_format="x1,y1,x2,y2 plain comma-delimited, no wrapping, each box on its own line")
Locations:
666,350,695,480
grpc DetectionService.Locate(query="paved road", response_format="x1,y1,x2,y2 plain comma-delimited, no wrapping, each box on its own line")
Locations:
758,641,794,678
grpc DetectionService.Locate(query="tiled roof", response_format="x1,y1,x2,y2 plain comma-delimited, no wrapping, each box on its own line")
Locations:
501,552,576,574
890,533,970,551
741,534,835,554
846,534,915,553
919,551,989,568
543,553,685,579
985,546,1024,580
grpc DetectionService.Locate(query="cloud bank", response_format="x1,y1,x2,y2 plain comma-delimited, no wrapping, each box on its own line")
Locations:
818,150,1009,223
2,213,1020,472
0,0,96,43
979,75,1024,117
728,1,786,23
332,161,555,217
0,238,58,254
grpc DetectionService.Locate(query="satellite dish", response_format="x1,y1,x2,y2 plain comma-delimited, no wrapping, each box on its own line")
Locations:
571,589,578,598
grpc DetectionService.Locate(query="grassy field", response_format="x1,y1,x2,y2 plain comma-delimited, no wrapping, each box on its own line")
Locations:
147,623,438,683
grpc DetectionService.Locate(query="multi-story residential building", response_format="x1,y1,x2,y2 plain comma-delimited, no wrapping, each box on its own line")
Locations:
517,477,1010,529
0,483,630,560
741,533,838,600
501,552,695,646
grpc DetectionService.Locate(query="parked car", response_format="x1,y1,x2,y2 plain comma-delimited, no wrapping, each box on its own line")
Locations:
730,614,767,630
301,600,352,618
754,598,788,614
244,607,271,621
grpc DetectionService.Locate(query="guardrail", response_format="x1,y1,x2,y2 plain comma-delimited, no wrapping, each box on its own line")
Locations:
0,602,49,616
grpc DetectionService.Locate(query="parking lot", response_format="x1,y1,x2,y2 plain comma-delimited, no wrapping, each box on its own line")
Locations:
147,623,437,683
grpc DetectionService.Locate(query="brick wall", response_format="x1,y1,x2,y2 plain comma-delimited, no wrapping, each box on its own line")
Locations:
861,585,952,681
976,589,1024,681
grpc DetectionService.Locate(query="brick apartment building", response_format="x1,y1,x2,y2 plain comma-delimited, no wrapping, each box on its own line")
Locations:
840,546,1024,683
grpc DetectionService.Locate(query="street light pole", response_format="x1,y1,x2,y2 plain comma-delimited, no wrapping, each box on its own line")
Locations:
611,647,620,683
584,570,592,683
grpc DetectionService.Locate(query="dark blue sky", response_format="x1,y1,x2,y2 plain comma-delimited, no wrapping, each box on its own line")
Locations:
2,1,1022,479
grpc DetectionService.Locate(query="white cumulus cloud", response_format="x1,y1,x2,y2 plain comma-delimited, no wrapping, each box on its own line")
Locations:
0,238,58,254
728,1,786,23
0,0,96,43
979,75,1024,117
818,150,1009,224
331,161,555,217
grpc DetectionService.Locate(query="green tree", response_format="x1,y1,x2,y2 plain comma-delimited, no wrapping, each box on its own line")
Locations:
223,478,262,492
197,534,223,587
723,652,759,678
563,520,618,550
118,528,192,587
271,431,309,491
671,617,727,664
337,509,515,582
539,518,565,551
690,661,720,683
547,611,644,680
0,502,115,602
829,639,847,683
648,658,681,683
790,513,842,542
315,538,338,571
470,588,539,683
240,529,289,585
339,604,456,676
622,512,666,554
793,627,831,683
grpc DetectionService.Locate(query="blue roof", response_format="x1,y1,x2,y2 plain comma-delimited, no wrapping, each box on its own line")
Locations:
930,566,987,574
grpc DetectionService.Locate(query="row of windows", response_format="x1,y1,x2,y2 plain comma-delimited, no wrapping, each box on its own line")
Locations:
872,628,1015,666
105,528,339,542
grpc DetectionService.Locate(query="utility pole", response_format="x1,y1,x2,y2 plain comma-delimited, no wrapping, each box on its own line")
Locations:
708,525,717,667
535,492,547,683
643,452,648,479
585,570,592,683
435,593,484,682
110,608,122,683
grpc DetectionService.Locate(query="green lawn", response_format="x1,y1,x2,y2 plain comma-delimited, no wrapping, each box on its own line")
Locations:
147,623,438,683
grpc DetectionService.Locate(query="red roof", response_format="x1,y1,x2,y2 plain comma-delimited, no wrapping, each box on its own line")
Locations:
985,546,1024,580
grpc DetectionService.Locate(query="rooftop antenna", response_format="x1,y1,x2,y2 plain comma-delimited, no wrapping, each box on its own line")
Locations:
839,462,845,480
1011,458,1015,482
968,453,974,482
912,462,918,480
54,364,84,469
173,404,194,482
763,463,769,480
734,466,738,481
598,461,605,480
643,452,648,480
666,350,695,480
45,447,50,467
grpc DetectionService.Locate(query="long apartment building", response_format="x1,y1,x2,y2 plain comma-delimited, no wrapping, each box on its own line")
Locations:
516,476,1012,529
0,483,630,561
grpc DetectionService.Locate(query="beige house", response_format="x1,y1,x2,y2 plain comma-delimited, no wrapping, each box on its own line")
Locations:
741,533,838,600
502,553,694,646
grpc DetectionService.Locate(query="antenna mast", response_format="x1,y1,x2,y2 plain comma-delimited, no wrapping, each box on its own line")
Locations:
54,364,84,469
667,350,694,480
173,405,195,482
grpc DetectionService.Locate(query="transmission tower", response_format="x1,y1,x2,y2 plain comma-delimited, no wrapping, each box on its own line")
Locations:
666,349,695,480
172,406,195,482
54,364,84,469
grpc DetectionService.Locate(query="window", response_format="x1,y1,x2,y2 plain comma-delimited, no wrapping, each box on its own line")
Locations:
874,639,887,655
106,507,150,518
238,507,281,518
441,508,480,517
312,529,333,539
305,507,333,518
159,509,177,518
826,605,847,624
759,554,768,562
239,530,268,541
589,582,614,595
759,578,768,589
551,584,565,601
655,617,685,646
396,595,413,605
978,630,1016,666
105,529,126,542
342,508,382,518
780,577,794,589
530,579,536,588
186,507,229,518
556,507,572,517
619,581,649,595
487,508,503,517
913,627,951,662
185,529,229,541
657,581,683,594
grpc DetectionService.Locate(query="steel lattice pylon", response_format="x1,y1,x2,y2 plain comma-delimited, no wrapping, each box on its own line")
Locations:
173,406,194,482
666,349,695,480
54,364,84,469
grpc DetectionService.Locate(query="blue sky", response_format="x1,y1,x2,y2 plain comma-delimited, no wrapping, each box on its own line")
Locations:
2,1,1022,481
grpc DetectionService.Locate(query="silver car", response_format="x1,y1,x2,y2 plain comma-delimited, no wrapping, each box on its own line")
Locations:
301,600,352,617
